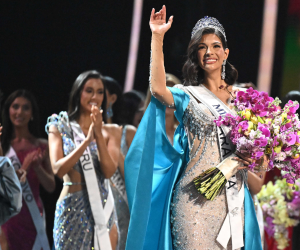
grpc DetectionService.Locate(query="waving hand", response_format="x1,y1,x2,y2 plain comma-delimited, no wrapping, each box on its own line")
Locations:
149,5,173,35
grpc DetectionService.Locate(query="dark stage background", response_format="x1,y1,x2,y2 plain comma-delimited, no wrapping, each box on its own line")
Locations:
0,0,289,246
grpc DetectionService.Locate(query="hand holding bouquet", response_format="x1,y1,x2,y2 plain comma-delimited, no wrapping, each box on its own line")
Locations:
215,87,300,183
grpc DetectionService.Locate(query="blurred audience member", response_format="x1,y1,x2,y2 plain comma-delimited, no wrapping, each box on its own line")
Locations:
263,91,300,250
233,82,257,90
282,92,300,250
144,73,180,145
114,90,145,128
103,76,135,250
0,90,22,250
1,90,55,250
104,76,123,124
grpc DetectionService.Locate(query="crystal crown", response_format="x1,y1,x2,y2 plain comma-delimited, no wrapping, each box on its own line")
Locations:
191,16,226,41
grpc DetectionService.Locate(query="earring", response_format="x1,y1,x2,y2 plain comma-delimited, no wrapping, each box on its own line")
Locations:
106,102,113,119
221,59,226,80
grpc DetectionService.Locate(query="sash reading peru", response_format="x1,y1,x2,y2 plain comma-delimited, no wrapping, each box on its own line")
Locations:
71,122,114,250
187,85,245,249
6,147,50,250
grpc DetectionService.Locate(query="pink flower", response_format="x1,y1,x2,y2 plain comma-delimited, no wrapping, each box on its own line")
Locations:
238,121,249,132
286,134,296,146
254,138,268,147
258,124,271,138
252,151,264,160
214,116,223,127
285,100,299,115
253,104,268,116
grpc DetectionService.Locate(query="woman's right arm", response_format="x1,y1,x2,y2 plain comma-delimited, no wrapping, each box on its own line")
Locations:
48,125,91,179
149,5,175,108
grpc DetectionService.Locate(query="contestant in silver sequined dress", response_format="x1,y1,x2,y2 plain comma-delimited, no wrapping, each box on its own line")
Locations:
170,86,245,249
147,6,264,250
46,70,121,250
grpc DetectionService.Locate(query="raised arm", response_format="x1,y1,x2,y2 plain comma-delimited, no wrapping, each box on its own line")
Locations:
149,5,175,108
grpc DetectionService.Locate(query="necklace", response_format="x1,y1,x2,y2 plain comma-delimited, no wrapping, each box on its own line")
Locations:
219,84,235,103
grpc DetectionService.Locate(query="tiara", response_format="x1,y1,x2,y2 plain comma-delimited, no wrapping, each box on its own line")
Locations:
191,16,226,41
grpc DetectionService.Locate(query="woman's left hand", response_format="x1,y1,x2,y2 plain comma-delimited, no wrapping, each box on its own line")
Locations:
234,152,269,171
91,105,103,136
16,169,27,183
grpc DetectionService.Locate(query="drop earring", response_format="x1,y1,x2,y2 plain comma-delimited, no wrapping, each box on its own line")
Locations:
106,102,113,119
221,59,226,80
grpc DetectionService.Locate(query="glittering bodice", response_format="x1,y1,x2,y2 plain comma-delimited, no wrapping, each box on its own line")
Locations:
171,86,244,250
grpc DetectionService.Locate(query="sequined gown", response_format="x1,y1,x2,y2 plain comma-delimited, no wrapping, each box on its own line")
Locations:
110,125,130,250
46,112,117,250
170,85,245,250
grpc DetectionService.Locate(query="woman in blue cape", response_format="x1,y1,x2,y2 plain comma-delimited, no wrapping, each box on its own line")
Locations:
125,6,264,250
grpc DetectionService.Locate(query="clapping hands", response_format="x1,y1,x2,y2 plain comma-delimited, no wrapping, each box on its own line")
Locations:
22,148,46,171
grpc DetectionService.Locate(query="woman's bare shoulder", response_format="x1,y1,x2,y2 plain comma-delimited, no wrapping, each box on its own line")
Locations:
103,123,122,138
37,138,48,148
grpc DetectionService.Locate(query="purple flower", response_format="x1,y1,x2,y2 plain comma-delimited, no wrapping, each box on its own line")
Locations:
285,100,299,115
265,216,275,236
286,133,296,146
253,104,268,116
254,138,268,147
214,116,223,127
238,121,249,133
252,151,264,160
258,123,271,138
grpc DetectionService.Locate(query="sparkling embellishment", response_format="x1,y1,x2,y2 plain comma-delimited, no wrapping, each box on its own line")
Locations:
45,112,118,249
191,16,227,41
170,85,245,249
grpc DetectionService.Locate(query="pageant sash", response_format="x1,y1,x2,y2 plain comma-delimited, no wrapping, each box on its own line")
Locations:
6,147,50,250
254,195,265,244
71,122,114,250
187,85,245,249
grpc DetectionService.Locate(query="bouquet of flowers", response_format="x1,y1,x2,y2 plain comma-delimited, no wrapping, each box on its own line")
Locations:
257,179,300,249
215,87,300,183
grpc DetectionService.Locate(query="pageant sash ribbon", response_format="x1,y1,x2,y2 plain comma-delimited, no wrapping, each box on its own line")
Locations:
70,122,114,250
187,85,245,249
6,147,50,250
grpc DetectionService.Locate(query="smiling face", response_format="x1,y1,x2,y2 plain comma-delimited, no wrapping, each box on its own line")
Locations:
80,78,104,114
197,33,229,75
9,97,32,128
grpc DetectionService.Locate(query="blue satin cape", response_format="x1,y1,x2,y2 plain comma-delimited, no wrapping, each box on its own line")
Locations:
125,87,262,250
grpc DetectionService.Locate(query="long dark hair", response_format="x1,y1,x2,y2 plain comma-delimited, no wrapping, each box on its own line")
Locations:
68,70,107,122
113,90,145,126
182,28,238,86
1,89,40,155
102,76,122,123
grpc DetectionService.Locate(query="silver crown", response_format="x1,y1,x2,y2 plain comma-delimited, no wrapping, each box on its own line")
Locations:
191,16,226,41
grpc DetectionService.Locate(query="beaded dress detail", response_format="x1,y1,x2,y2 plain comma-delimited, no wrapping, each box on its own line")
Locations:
169,85,245,250
110,125,130,250
45,112,117,250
